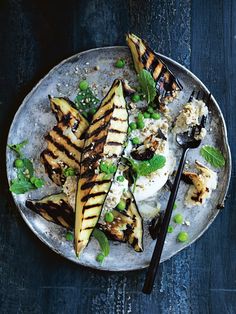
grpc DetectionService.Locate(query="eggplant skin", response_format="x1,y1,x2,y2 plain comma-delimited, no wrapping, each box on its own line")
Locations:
40,97,89,186
26,193,74,230
126,33,182,101
98,190,143,252
74,79,129,256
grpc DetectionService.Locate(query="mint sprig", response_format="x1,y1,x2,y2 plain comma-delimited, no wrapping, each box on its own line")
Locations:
200,145,225,168
8,140,44,194
138,69,157,104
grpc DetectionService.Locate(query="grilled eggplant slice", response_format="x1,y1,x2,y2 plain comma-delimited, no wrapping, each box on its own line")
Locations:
41,97,89,186
75,79,129,256
26,193,74,229
126,33,182,103
98,190,143,252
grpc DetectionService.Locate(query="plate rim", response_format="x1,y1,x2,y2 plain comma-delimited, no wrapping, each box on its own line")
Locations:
6,45,232,271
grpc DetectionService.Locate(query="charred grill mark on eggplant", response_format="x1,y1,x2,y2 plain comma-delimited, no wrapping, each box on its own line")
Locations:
81,180,111,190
45,133,79,163
81,191,107,202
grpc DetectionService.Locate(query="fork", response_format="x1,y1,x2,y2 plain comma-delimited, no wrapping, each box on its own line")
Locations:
142,91,211,294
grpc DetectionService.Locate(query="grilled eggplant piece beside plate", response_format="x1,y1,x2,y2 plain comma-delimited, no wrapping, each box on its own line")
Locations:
98,190,143,252
75,79,129,256
26,193,74,229
41,97,89,186
126,33,182,103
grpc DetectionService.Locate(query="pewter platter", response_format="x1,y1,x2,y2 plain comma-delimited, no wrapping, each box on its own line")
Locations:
6,46,231,271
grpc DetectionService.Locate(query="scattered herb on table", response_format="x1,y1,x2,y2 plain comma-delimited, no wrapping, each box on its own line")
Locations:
200,145,225,168
138,69,157,104
8,140,44,194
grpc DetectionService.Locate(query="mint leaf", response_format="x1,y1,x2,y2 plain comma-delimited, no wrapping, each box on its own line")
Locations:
138,155,166,176
138,69,157,104
93,228,110,257
10,180,35,194
22,158,34,177
200,145,225,168
8,140,28,158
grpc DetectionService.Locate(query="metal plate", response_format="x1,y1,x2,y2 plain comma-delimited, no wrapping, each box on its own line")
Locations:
6,46,231,271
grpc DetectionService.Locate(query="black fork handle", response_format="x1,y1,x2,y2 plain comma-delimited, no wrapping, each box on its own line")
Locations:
142,147,189,294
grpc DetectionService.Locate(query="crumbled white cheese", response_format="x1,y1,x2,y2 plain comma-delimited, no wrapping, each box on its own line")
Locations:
184,161,217,207
173,99,208,140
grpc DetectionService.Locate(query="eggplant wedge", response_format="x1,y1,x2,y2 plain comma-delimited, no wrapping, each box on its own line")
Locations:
41,97,89,186
126,33,182,102
26,193,74,229
98,190,143,252
75,79,129,256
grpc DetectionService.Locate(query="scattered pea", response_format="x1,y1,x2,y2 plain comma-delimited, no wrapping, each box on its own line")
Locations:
173,213,183,224
117,199,126,211
147,106,154,114
117,175,125,182
132,137,140,145
131,93,140,103
96,252,105,263
137,120,145,129
115,59,125,68
151,112,161,120
143,112,151,119
177,231,189,243
173,202,177,210
168,225,174,233
14,159,24,168
129,122,137,130
30,176,37,184
34,178,44,188
137,112,144,121
128,126,131,135
66,232,73,241
105,212,114,223
108,164,117,174
79,80,89,91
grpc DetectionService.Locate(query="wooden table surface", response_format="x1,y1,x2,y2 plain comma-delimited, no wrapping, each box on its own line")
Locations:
0,1,235,313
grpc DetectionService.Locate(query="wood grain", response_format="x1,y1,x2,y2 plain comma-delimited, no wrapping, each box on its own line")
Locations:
0,0,235,313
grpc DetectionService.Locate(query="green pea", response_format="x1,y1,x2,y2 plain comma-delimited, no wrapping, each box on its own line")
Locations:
129,122,137,130
131,93,140,103
117,175,125,182
151,112,161,120
14,159,24,168
100,161,109,173
34,178,44,188
177,231,189,243
117,199,126,211
30,176,37,184
173,202,177,210
143,112,151,119
105,212,114,223
137,120,145,129
66,232,73,241
132,137,140,145
108,164,117,174
137,112,144,121
147,106,154,114
168,225,174,233
79,80,89,91
96,252,105,263
128,126,131,135
115,59,125,68
173,213,183,224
